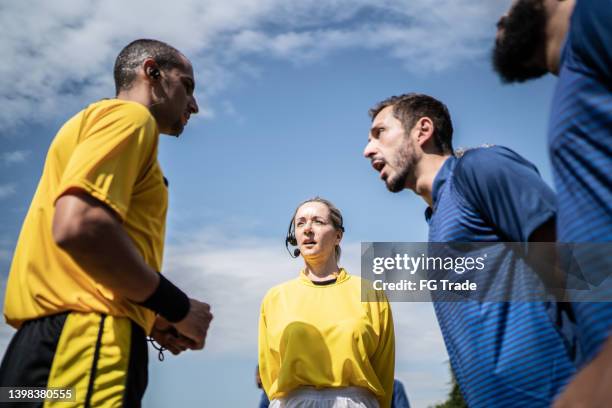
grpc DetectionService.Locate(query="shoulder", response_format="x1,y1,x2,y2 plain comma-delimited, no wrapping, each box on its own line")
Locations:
457,145,535,173
261,278,300,305
86,99,157,132
564,0,612,81
570,0,611,40
454,145,539,186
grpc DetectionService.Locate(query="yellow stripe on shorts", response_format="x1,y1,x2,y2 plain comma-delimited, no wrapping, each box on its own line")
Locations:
44,312,132,407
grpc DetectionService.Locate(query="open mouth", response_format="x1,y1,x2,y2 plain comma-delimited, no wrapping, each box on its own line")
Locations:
303,239,317,245
371,159,385,173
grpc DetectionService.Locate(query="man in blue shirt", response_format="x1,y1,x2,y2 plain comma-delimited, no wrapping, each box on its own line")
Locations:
364,93,575,407
493,1,612,406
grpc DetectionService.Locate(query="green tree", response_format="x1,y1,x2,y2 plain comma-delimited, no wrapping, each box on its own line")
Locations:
431,365,467,408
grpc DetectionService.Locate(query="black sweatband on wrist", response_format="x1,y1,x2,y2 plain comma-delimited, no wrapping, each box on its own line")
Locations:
139,274,190,323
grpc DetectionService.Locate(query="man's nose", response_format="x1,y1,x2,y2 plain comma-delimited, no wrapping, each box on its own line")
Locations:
364,141,376,159
189,96,199,114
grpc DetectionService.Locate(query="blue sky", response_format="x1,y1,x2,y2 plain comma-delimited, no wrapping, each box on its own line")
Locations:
0,1,558,406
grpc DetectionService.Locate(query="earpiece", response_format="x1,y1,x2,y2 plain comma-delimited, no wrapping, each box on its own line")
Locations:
148,67,161,80
287,234,297,247
285,219,300,258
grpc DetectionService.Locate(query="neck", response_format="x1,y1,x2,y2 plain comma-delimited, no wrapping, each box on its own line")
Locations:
545,0,575,75
413,153,451,207
116,86,153,108
303,253,340,282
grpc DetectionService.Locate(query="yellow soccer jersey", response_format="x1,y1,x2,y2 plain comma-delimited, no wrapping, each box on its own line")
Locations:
258,269,395,408
4,99,167,333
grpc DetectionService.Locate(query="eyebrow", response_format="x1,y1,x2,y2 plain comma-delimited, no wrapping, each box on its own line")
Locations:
296,216,327,221
369,124,384,136
183,77,195,92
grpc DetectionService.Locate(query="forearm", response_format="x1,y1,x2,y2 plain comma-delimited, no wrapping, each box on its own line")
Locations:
553,333,612,407
527,218,567,301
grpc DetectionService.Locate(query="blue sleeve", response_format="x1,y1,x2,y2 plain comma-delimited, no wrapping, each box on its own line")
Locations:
566,0,612,84
259,391,270,408
453,146,556,242
392,380,410,408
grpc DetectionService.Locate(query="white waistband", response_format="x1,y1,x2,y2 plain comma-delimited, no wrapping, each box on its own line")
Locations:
285,386,377,401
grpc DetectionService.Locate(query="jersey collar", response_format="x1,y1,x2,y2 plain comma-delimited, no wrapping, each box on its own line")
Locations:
425,155,457,222
299,268,349,287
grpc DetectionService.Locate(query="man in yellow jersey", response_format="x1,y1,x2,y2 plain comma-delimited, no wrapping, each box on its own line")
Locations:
0,39,212,407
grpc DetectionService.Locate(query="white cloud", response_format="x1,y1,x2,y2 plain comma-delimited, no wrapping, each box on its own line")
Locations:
0,184,16,200
1,150,30,166
1,0,507,132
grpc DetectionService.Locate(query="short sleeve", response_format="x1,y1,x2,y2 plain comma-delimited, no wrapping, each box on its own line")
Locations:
453,146,556,242
565,0,612,84
56,102,159,220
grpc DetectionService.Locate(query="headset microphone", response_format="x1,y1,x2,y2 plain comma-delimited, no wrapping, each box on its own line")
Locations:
285,236,300,258
285,219,300,258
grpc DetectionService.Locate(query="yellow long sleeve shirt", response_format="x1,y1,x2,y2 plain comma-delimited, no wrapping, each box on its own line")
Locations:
258,269,395,408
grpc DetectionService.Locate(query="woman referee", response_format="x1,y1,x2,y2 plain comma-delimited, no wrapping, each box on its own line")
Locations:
258,197,395,408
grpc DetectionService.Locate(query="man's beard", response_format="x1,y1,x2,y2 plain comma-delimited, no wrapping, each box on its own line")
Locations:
170,119,184,137
386,143,416,193
492,0,548,83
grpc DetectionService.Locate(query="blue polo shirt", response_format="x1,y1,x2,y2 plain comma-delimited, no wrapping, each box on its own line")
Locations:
426,146,575,407
549,0,612,366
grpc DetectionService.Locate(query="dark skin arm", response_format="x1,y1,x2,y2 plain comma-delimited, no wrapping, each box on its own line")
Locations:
53,189,160,302
528,217,556,242
53,190,213,349
527,217,567,301
554,336,612,408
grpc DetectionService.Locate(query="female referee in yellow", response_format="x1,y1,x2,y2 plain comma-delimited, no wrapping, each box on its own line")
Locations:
258,197,395,408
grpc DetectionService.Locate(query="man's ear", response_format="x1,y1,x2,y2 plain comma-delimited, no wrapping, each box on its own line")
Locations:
415,117,435,147
142,58,160,82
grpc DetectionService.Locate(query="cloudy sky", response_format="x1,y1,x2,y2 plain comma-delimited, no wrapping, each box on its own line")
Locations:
0,1,559,406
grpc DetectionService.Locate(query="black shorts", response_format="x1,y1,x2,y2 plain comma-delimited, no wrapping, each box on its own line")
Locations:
0,312,147,407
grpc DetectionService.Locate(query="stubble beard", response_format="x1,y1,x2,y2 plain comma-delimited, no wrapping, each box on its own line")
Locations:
386,142,416,193
170,119,184,137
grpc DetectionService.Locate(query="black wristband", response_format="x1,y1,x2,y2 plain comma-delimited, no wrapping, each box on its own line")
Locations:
139,274,190,323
